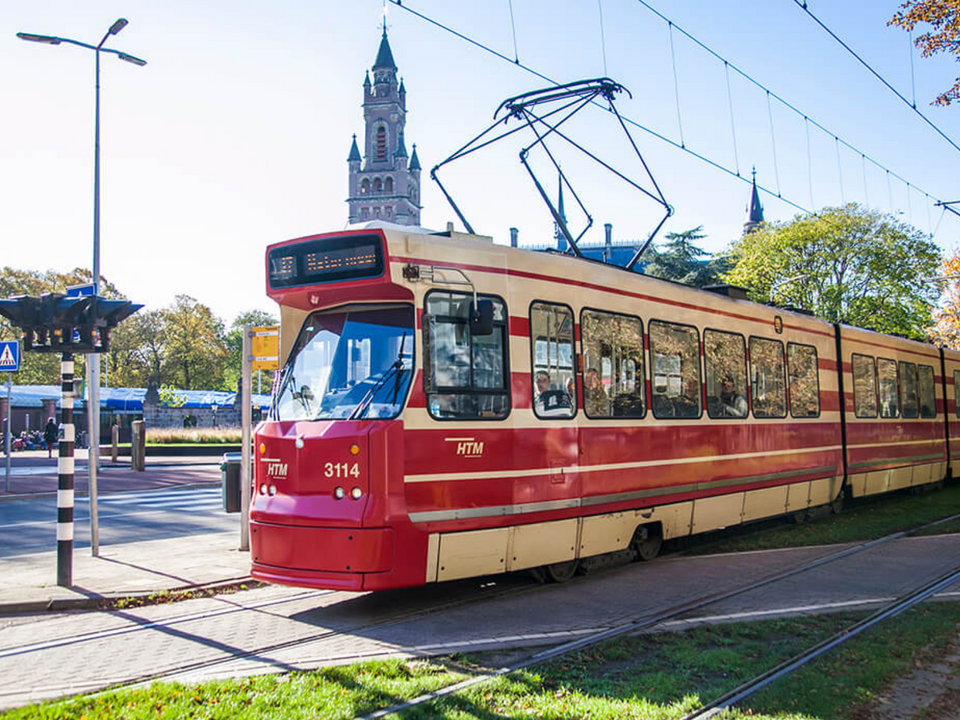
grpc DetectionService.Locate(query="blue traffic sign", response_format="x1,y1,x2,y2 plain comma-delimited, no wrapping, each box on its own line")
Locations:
66,283,95,297
0,340,20,373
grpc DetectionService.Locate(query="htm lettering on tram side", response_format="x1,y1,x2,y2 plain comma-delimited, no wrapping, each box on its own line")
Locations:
447,437,484,458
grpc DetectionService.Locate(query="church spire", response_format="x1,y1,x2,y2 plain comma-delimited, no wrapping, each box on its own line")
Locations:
373,28,397,71
744,167,764,234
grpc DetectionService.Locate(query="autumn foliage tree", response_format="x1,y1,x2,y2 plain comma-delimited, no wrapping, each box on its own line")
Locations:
929,250,960,347
722,204,941,340
890,0,960,105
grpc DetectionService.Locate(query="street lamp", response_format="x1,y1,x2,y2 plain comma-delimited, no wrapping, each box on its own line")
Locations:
18,19,146,559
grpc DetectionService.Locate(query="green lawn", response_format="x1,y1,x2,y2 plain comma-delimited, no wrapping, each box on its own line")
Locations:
9,603,959,719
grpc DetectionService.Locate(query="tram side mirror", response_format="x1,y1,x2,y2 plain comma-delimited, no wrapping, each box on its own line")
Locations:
470,300,494,336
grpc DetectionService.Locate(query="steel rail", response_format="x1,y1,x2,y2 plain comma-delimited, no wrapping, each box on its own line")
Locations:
681,564,960,719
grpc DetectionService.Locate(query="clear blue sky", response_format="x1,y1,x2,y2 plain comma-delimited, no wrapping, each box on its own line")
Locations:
3,0,959,323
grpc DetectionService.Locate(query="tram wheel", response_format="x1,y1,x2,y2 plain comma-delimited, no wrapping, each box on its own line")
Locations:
632,524,663,561
545,559,579,583
529,566,548,584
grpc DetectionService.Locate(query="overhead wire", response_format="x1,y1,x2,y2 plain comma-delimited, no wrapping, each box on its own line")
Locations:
387,0,954,219
790,0,960,157
598,0,608,76
506,0,519,63
724,62,741,177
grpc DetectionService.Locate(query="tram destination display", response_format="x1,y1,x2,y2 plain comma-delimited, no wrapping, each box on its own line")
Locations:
269,233,384,288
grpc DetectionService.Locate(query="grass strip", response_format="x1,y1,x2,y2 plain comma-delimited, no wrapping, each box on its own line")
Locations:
695,482,960,555
2,659,468,720
7,603,959,719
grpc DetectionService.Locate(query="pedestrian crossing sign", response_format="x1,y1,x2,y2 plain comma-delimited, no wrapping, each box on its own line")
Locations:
0,340,20,373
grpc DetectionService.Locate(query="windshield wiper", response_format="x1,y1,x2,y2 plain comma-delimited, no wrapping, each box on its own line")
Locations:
350,332,410,420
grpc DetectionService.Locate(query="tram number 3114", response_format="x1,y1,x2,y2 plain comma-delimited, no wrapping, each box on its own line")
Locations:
325,462,360,479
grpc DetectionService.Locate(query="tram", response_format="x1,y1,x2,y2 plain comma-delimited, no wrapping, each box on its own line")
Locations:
249,222,951,591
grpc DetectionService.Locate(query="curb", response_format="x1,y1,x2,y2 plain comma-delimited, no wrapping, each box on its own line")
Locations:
0,576,254,615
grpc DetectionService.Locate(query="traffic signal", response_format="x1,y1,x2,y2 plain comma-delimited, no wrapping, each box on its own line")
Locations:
0,293,142,354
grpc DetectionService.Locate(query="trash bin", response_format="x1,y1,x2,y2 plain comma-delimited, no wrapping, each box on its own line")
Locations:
221,452,242,513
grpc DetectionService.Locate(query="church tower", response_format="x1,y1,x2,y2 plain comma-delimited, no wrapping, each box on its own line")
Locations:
743,168,764,234
347,29,422,226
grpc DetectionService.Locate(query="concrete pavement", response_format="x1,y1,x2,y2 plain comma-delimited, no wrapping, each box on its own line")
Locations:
0,450,245,613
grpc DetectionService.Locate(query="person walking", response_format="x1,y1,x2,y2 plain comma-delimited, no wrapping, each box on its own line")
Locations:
43,417,59,459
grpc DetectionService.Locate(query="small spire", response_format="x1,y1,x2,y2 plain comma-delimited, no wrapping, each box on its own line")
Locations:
373,28,397,71
399,77,406,94
409,143,421,171
364,70,371,86
348,134,361,162
395,129,408,158
744,166,764,233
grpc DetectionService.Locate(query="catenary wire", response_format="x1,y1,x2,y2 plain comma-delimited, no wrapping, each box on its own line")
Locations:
790,0,960,156
388,0,953,218
598,0,608,76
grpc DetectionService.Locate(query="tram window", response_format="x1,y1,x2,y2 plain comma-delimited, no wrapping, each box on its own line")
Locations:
749,337,786,418
788,343,820,418
531,302,577,419
649,320,701,419
955,370,960,418
918,364,936,418
899,361,919,418
852,354,878,418
581,309,645,419
877,358,899,418
704,329,748,419
424,291,509,420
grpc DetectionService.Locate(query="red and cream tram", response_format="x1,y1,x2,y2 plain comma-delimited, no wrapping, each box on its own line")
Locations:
250,223,952,591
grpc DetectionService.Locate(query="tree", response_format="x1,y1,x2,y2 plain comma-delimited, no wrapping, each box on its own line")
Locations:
105,309,166,388
721,204,941,340
929,250,960,347
640,227,730,287
160,295,229,390
0,267,123,384
890,0,960,105
223,309,278,393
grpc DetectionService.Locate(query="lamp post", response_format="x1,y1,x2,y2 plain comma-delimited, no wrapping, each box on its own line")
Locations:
769,274,813,304
18,20,146,558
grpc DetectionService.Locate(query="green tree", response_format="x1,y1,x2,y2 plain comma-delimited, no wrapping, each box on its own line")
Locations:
890,0,960,105
105,309,166,388
640,227,729,287
0,267,123,384
223,309,278,393
721,204,941,340
160,295,228,390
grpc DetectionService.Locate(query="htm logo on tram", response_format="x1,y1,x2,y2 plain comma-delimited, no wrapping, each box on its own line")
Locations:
445,437,484,458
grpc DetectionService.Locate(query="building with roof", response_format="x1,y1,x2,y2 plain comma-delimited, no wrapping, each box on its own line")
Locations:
744,168,765,234
0,385,271,446
347,28,422,226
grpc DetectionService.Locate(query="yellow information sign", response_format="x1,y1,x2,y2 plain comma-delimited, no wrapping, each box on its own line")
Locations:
251,326,280,370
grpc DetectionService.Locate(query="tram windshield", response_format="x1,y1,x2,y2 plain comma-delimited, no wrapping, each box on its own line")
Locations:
273,304,414,421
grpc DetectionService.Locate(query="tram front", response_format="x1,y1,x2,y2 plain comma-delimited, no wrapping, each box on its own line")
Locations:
251,228,424,591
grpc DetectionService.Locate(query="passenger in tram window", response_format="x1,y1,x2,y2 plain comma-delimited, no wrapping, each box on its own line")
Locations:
584,368,611,417
720,376,748,417
535,370,573,417
672,377,701,418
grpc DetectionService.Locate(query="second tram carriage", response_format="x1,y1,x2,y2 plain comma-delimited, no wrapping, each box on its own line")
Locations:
250,223,953,591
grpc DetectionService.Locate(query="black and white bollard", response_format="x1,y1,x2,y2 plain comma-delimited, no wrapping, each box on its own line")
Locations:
57,352,74,587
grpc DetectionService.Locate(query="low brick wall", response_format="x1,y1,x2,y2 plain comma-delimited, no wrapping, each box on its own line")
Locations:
142,401,241,429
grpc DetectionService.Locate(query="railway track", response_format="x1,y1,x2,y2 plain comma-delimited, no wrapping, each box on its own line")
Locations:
354,510,960,720
5,509,960,711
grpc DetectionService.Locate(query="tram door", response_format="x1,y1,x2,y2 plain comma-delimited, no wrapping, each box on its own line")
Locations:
530,303,581,499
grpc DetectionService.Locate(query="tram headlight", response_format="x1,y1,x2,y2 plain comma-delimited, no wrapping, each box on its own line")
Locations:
268,484,277,496
334,486,346,500
351,487,363,500
295,437,305,450
259,484,267,495
350,444,360,456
